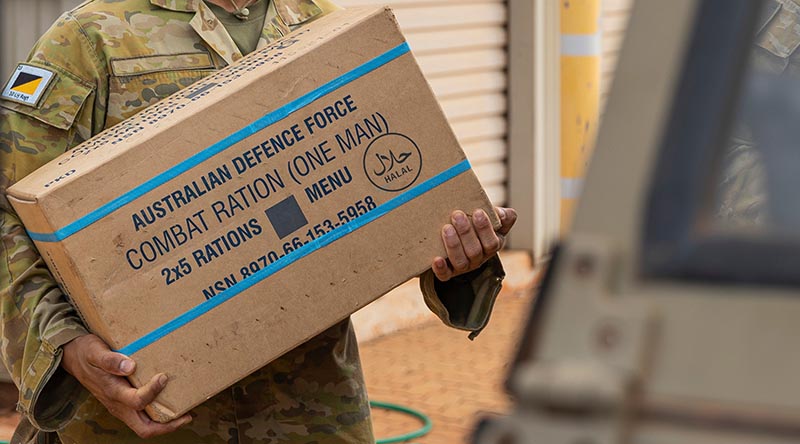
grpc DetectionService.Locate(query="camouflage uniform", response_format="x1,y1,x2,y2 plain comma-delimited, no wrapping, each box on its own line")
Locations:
717,0,800,228
0,1,506,442
716,133,767,228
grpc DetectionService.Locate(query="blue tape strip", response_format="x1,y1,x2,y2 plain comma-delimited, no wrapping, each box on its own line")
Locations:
27,230,58,243
117,159,471,356
27,42,412,243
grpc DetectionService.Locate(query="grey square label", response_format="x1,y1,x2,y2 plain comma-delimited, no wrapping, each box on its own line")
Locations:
265,195,308,239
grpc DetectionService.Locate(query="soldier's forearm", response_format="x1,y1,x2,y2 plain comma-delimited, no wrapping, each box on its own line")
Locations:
0,209,90,429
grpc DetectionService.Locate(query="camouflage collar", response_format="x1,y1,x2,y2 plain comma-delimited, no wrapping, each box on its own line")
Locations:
149,0,323,25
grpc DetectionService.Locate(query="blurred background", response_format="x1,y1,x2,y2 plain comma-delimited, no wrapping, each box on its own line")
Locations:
0,0,637,442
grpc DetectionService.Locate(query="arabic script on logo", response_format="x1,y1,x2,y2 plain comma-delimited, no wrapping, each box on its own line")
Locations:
363,133,423,192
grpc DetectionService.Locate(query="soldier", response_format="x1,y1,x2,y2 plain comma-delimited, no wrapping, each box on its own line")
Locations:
0,0,517,443
716,0,800,229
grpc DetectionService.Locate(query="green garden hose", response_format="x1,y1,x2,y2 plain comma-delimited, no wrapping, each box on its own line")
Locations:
370,400,432,444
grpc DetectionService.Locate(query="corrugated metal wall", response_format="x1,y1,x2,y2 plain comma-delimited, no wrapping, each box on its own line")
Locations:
1,0,510,206
601,0,635,110
338,0,509,205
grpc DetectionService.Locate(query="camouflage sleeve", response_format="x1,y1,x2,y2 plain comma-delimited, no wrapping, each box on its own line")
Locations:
419,255,505,339
0,12,106,431
715,135,767,229
308,0,342,13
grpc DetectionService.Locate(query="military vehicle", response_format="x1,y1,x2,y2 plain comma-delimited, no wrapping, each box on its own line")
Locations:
475,0,800,442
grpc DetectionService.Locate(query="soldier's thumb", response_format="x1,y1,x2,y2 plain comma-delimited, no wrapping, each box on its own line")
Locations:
96,350,136,376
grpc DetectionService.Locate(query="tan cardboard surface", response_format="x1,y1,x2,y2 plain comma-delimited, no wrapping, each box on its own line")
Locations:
7,6,498,421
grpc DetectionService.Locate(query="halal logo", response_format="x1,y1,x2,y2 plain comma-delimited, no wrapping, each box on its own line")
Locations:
363,133,422,192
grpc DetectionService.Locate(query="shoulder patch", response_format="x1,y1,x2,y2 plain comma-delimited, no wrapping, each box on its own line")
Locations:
1,64,56,107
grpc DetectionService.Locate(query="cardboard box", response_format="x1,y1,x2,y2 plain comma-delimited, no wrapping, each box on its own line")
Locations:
7,6,498,422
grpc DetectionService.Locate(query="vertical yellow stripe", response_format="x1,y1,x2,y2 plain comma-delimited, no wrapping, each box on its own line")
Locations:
561,0,600,34
561,56,600,180
561,0,600,232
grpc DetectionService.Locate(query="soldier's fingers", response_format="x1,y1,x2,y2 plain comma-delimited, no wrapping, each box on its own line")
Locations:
432,256,454,282
103,375,143,407
452,211,483,269
125,410,192,439
495,207,518,236
116,373,168,411
473,209,501,256
442,224,470,273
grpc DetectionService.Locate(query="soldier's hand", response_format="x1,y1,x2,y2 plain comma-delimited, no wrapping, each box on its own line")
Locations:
62,334,192,438
432,207,517,282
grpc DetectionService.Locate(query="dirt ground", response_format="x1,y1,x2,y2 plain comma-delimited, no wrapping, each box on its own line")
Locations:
362,290,533,444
